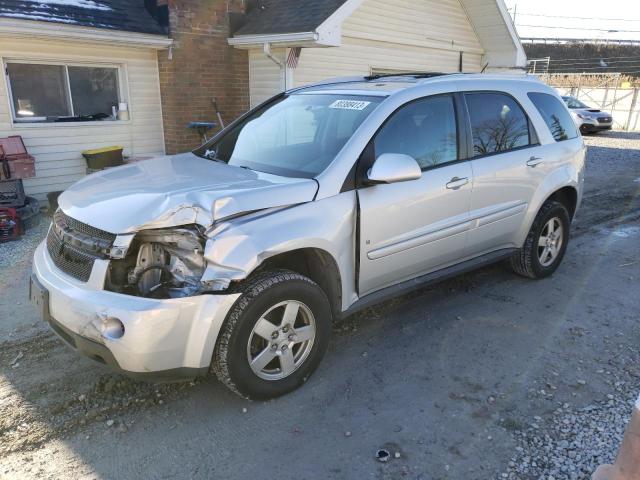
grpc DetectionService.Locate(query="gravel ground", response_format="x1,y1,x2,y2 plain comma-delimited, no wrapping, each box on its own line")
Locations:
502,340,639,480
0,218,48,270
0,131,639,479
500,131,640,480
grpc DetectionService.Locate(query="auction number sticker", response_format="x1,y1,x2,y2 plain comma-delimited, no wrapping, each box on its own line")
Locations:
329,100,371,111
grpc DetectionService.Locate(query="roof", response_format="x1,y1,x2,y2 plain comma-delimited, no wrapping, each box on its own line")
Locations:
0,0,166,35
292,73,539,95
234,0,349,36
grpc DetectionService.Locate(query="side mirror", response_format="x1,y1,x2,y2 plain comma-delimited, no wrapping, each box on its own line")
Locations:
367,153,422,184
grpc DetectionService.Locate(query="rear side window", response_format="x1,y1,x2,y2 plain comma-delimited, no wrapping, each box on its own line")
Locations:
374,95,458,169
528,92,578,142
466,92,531,157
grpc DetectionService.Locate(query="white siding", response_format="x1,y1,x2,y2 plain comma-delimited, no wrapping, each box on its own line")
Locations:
293,0,484,87
459,0,524,68
249,48,286,107
0,37,165,201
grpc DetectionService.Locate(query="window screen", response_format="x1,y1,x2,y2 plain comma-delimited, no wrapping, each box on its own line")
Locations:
529,93,578,142
7,63,71,119
68,66,119,117
374,95,458,169
466,92,531,156
6,62,120,122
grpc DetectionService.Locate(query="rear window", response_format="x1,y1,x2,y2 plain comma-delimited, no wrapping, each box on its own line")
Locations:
528,93,578,142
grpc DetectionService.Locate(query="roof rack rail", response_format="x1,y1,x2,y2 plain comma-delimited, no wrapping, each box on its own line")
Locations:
363,72,449,81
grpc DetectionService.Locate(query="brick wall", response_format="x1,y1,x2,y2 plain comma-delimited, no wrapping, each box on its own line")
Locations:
158,0,249,154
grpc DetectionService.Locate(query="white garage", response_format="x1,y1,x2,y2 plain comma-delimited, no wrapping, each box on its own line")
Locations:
229,0,526,107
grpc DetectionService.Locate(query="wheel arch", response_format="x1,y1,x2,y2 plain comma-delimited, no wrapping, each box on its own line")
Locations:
254,248,343,319
546,186,579,220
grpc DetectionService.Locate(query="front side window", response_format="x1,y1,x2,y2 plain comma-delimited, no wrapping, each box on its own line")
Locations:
374,95,458,169
466,92,531,157
198,94,382,178
6,62,120,123
529,93,578,142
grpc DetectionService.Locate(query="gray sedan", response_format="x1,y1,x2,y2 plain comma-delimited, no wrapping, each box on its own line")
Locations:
562,95,613,134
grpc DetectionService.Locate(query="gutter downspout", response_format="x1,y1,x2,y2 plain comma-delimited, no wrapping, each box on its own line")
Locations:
263,42,287,90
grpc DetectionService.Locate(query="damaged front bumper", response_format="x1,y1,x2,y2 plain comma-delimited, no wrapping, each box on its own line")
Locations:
32,241,240,381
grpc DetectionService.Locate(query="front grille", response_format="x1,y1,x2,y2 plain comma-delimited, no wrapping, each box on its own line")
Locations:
46,210,115,282
53,210,116,243
47,227,97,282
598,117,612,123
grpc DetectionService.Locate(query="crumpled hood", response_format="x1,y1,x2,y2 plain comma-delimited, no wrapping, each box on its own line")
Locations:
58,153,318,234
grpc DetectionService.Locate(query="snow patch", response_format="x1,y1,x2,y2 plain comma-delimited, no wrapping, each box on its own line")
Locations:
0,12,78,23
24,0,111,11
612,226,640,238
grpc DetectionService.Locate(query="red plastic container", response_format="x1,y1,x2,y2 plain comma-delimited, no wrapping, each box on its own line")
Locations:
0,207,21,242
0,136,36,180
0,136,27,156
8,157,36,178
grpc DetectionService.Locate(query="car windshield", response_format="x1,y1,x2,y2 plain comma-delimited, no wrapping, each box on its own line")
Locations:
562,96,590,109
195,93,383,178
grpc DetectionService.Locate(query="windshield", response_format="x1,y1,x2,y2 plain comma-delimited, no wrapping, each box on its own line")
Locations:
562,96,590,109
195,94,383,178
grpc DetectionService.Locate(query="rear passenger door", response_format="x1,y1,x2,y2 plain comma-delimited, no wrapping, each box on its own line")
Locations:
464,92,547,256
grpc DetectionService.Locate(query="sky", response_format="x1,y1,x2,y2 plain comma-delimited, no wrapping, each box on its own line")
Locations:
503,0,640,42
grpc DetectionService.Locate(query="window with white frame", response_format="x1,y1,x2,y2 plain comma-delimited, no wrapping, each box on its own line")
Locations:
5,61,123,123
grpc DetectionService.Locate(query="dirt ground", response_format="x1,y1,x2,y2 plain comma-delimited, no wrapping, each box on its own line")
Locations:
1,132,639,480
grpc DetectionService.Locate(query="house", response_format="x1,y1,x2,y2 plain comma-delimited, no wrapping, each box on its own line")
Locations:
229,0,527,107
0,0,173,202
0,0,525,202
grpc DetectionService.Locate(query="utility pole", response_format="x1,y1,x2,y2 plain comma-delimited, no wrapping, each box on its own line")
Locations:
512,2,518,23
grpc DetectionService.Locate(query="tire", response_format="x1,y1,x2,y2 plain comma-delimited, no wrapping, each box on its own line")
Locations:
16,196,40,231
212,269,332,399
510,200,571,279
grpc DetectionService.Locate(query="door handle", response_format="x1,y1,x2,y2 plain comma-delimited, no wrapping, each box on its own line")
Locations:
527,156,544,167
446,177,469,190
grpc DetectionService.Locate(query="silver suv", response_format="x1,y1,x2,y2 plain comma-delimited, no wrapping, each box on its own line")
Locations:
31,73,585,399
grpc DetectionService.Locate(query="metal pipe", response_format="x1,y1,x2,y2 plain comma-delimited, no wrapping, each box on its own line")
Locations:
262,42,286,90
263,42,284,68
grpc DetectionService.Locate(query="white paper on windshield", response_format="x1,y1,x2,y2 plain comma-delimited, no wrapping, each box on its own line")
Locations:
329,100,371,111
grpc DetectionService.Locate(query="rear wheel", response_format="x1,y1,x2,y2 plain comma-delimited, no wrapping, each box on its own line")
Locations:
510,200,570,279
212,270,332,399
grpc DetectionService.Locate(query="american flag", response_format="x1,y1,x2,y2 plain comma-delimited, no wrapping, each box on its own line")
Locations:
286,47,302,69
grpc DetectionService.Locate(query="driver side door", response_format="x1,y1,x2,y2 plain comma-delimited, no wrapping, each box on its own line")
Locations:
357,94,474,296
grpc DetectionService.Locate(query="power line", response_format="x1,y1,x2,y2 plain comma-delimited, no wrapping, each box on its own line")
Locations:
538,63,640,71
516,24,640,33
546,55,640,63
549,58,640,66
513,12,640,22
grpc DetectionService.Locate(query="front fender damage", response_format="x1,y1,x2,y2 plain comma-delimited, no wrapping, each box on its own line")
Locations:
198,194,358,308
107,192,355,302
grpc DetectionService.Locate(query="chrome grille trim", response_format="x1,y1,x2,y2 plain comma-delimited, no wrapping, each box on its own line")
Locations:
53,210,116,242
46,210,114,282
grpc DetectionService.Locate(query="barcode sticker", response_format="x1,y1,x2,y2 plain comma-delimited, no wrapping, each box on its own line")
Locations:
329,100,371,111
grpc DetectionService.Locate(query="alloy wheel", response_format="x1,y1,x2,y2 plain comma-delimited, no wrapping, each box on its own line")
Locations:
246,300,316,381
538,217,564,267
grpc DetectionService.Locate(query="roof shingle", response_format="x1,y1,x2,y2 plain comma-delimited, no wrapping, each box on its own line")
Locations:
0,0,166,35
234,0,349,36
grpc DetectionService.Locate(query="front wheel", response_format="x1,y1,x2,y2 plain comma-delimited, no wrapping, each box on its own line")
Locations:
211,270,332,399
510,200,571,279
